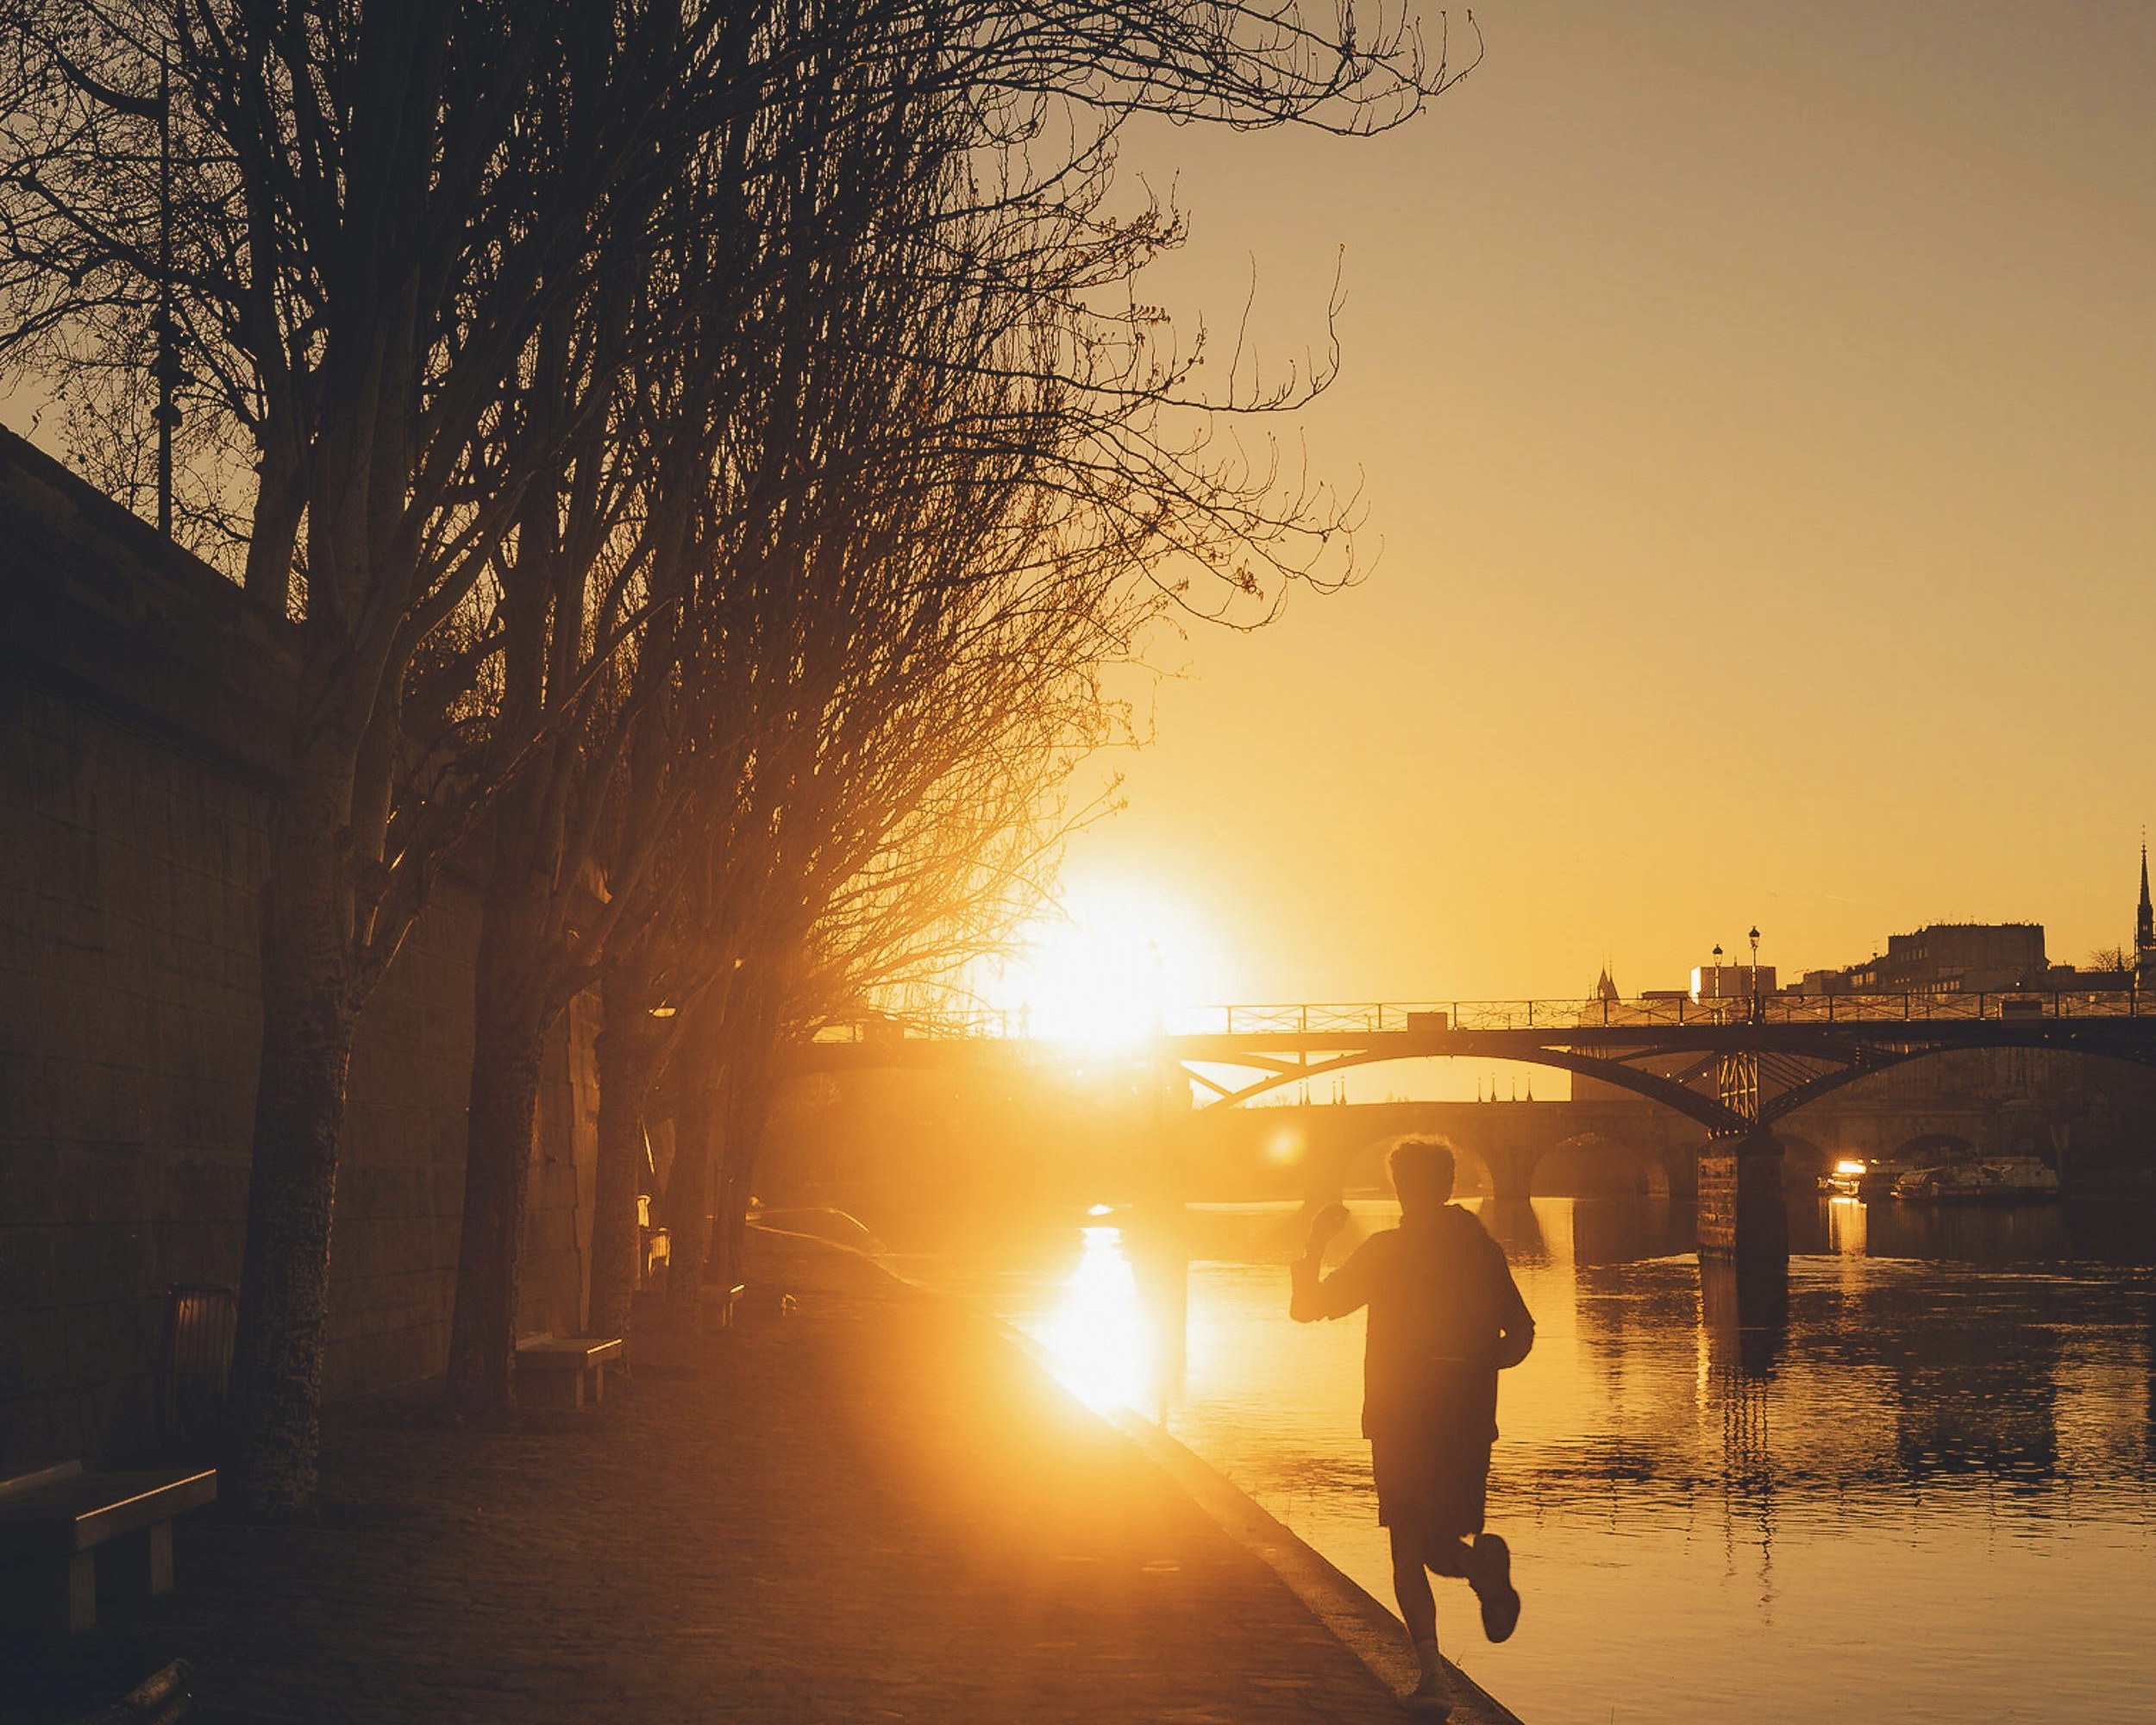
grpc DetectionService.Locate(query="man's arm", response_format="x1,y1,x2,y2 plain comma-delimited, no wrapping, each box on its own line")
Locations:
1289,1203,1374,1323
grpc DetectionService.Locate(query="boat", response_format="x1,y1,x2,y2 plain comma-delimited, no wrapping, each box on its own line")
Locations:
1821,1157,1865,1197
1818,1157,1905,1200
1890,1157,2060,1202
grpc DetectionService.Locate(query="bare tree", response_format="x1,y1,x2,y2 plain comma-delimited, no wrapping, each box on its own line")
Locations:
3,0,779,1504
3,0,1468,1503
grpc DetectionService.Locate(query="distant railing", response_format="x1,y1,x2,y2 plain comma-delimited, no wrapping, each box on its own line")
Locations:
1183,990,2155,1033
813,988,2153,1043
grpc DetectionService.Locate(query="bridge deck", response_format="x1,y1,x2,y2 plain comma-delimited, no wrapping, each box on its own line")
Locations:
816,989,2156,1047
802,992,2156,1132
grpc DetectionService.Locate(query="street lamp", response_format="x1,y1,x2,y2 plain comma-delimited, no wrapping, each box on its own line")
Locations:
1711,943,1723,1002
1748,925,1763,1021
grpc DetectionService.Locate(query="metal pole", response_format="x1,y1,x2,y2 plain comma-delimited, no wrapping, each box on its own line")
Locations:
154,56,176,537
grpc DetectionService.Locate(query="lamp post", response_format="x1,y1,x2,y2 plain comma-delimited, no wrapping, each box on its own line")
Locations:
1711,943,1723,1003
1748,925,1763,1023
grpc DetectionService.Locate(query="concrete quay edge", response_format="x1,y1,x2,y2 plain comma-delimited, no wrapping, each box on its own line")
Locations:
811,1227,1526,1725
1100,1404,1526,1725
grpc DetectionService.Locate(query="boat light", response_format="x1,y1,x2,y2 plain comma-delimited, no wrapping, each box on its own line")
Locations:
1834,1158,1867,1176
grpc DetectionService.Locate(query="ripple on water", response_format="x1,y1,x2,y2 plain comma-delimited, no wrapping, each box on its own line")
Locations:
967,1196,2156,1725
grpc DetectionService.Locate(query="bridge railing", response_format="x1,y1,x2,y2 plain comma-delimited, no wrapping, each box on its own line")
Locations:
1179,991,2152,1033
811,988,2152,1043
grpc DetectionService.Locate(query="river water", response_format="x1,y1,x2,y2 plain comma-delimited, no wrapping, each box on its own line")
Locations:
909,1196,2156,1724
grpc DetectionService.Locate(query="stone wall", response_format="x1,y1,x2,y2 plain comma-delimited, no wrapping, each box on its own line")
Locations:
0,428,595,1470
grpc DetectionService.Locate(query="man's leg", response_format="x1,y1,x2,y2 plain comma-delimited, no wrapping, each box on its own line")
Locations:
1390,1527,1438,1656
1389,1527,1451,1716
1423,1537,1474,1578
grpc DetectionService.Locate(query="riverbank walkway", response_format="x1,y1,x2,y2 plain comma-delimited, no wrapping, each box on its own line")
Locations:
102,1231,1511,1722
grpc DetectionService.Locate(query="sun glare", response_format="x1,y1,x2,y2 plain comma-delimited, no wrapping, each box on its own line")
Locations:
1037,1226,1154,1411
985,877,1217,1045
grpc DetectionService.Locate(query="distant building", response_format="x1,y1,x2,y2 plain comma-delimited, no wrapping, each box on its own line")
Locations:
1827,923,2046,995
2138,841,2156,994
1690,963,1775,1002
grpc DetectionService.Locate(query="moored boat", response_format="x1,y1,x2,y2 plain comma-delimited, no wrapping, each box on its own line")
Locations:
1818,1157,1907,1200
1891,1156,2060,1202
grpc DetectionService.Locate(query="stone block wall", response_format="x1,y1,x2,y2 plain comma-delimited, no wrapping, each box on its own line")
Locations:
1695,1132,1790,1260
0,428,596,1468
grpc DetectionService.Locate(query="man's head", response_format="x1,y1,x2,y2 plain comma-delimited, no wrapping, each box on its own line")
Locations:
1388,1137,1457,1216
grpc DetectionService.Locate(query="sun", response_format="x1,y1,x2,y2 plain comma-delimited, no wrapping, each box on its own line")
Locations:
985,876,1217,1045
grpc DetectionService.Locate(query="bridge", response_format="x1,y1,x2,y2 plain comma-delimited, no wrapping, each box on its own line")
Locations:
802,990,2156,1262
1188,1096,1702,1208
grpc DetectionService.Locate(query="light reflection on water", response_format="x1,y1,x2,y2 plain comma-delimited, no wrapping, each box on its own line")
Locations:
1036,1226,1155,1411
959,1196,2156,1725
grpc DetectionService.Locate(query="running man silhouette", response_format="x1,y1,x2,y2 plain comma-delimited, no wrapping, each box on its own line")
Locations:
1290,1138,1533,1717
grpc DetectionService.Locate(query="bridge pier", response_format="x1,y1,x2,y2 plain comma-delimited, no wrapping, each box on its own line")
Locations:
1480,1145,1538,1204
1695,1129,1789,1264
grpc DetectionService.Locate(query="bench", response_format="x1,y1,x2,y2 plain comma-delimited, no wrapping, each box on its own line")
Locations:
698,1282,749,1331
514,1335,624,1410
0,1462,216,1633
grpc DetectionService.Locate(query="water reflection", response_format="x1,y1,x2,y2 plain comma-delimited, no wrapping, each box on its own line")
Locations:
1827,1193,1867,1255
1036,1226,1156,1411
1476,1197,1546,1263
965,1193,2156,1725
1699,1254,1789,1378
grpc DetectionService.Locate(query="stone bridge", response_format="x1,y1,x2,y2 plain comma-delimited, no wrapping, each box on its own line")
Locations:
805,994,2156,1260
1183,1092,2104,1208
1184,1098,1701,1204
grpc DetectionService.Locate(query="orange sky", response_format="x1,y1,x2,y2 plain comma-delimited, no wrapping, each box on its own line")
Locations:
9,5,2152,1024
1056,1,2156,1011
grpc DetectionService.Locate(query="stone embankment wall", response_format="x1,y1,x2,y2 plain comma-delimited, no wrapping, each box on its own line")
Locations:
1,430,596,1470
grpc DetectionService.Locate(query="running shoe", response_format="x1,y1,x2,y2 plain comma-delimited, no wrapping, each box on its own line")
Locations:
1470,1532,1520,1643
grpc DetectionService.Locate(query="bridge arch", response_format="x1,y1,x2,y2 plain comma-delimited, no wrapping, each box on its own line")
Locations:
1176,1038,2156,1151
1535,1132,1674,1199
1186,1046,1742,1131
1771,1131,1831,1192
1335,1132,1425,1199
1303,1128,1520,1206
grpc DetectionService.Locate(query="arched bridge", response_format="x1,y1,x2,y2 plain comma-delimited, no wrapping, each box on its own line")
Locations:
806,990,2156,1138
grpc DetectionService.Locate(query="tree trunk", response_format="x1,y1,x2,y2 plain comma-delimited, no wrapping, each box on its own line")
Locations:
590,965,663,1341
241,447,305,613
443,881,554,1424
661,1035,718,1330
711,1042,776,1291
225,809,356,1515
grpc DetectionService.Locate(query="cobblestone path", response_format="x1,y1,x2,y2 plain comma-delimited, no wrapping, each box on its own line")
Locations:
153,1232,1414,1723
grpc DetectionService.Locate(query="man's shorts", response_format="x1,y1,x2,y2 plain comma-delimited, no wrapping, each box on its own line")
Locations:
1366,1365,1501,1540
1369,1423,1492,1540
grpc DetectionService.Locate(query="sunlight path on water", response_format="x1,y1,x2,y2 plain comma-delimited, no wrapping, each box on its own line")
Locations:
966,1197,2156,1725
1034,1226,1156,1412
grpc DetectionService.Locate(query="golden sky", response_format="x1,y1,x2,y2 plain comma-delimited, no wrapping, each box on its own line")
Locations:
1058,1,2156,1010
9,4,2151,1025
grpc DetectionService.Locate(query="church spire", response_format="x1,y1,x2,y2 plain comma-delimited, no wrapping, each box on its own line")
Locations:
2138,833,2153,954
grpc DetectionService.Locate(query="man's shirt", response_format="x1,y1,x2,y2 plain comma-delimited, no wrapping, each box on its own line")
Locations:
1292,1203,1534,1442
